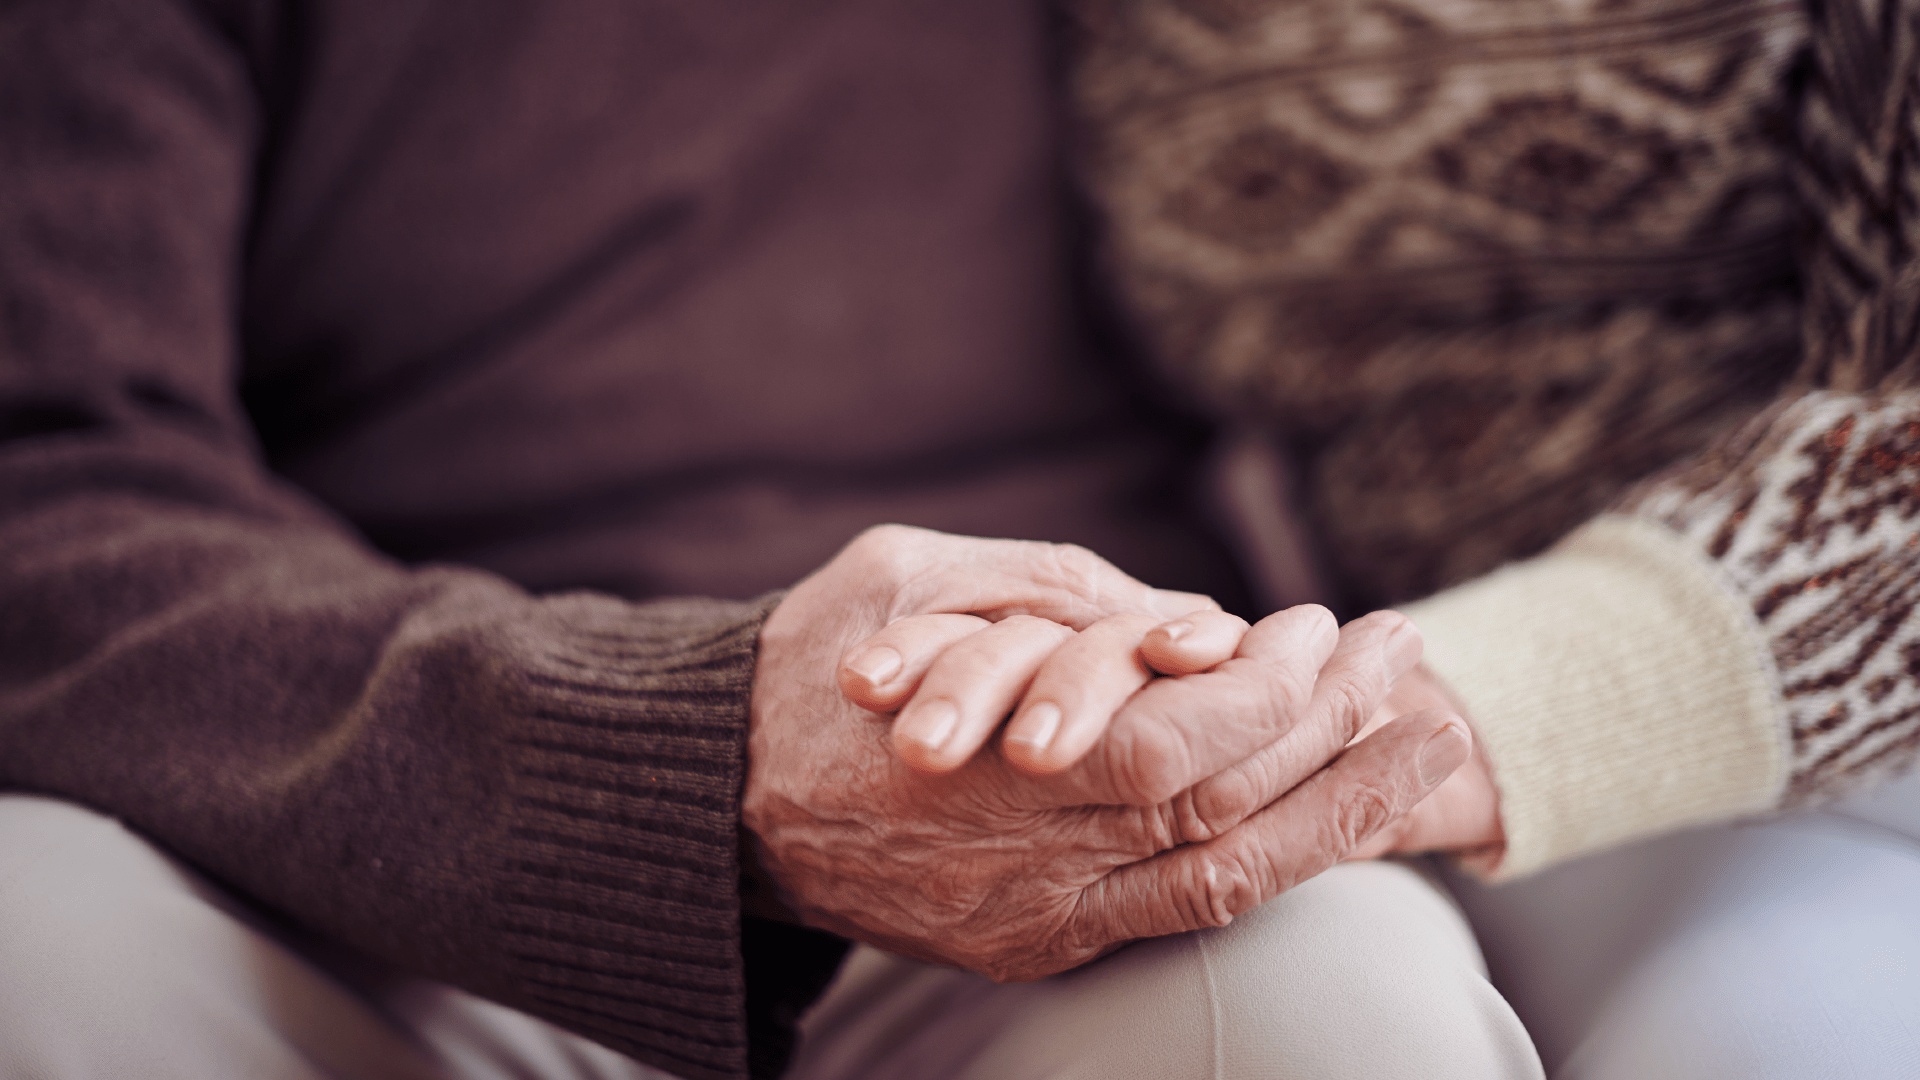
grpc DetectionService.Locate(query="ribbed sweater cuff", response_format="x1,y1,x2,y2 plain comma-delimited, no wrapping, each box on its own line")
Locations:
488,590,784,1080
1403,515,1787,881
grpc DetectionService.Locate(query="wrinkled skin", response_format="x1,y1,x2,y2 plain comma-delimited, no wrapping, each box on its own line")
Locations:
1348,663,1505,867
844,609,1507,867
744,525,1469,982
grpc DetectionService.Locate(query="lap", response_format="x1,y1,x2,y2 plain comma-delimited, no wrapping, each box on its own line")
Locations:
1449,768,1920,1080
790,858,1543,1080
0,793,665,1080
0,794,1539,1080
58,766,1914,1080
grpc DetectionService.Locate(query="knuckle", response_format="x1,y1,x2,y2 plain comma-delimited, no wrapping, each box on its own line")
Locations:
1046,542,1113,601
1325,675,1380,733
1143,802,1183,853
1184,854,1253,928
1332,780,1399,853
1256,652,1318,713
1107,724,1191,806
1179,770,1257,843
1049,541,1100,575
853,525,917,581
1185,882,1231,931
853,522,908,555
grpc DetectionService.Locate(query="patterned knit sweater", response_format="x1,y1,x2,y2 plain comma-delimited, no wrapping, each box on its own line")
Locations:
1072,0,1920,876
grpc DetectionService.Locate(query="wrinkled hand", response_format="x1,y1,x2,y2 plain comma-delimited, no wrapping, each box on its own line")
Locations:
1344,661,1505,860
840,606,1254,775
1346,664,1505,868
839,593,1504,870
745,525,1472,981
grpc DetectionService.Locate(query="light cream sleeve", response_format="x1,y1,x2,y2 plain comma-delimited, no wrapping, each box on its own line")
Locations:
1407,392,1920,880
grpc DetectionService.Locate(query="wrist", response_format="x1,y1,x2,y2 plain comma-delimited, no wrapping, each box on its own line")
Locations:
738,827,803,924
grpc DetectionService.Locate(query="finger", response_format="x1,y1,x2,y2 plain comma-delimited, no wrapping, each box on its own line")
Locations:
1003,613,1160,776
1347,662,1461,748
1138,609,1251,676
893,614,1075,774
839,613,993,713
843,524,1219,629
1347,724,1495,860
1073,710,1470,943
1050,604,1346,807
1166,610,1426,837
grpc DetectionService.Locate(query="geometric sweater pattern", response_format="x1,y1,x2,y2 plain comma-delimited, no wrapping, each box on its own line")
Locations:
1072,0,1920,820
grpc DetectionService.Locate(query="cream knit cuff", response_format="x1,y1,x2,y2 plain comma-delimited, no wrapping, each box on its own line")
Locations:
1402,514,1787,881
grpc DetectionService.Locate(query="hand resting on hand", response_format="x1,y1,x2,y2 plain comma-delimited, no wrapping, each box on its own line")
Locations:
744,525,1473,982
843,600,1504,866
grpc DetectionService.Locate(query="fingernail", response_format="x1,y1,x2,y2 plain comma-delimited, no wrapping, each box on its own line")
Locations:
1419,724,1470,787
845,646,902,685
1157,620,1194,643
1383,616,1422,673
1310,607,1339,652
1007,701,1064,754
897,699,959,755
1151,590,1217,619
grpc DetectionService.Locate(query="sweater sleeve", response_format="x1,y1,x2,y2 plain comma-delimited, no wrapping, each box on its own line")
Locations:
0,3,783,1077
1405,392,1920,878
1065,0,1920,879
1405,0,1920,879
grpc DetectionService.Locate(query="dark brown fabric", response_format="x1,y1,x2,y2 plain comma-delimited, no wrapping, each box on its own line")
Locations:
0,1,1246,1077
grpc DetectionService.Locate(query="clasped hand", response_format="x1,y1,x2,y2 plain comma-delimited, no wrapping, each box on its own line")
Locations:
744,525,1475,982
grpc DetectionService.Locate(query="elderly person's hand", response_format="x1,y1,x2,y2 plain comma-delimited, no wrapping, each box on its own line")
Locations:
840,605,1256,775
850,608,1504,866
745,525,1472,981
1345,664,1505,868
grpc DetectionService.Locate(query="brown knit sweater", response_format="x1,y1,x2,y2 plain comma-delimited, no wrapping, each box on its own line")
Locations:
0,2,1248,1078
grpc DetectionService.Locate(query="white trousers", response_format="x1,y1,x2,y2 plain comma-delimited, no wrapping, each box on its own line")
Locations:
1450,767,1920,1080
2,779,1916,1079
785,858,1539,1080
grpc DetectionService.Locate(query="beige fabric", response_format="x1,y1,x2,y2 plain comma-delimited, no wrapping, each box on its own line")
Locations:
1446,767,1920,1078
789,859,1542,1080
1405,514,1787,879
0,794,1541,1080
0,794,671,1080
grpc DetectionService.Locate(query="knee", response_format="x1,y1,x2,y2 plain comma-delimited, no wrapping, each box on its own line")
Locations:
1556,820,1920,1080
0,796,243,1074
1192,860,1542,1080
972,860,1544,1080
